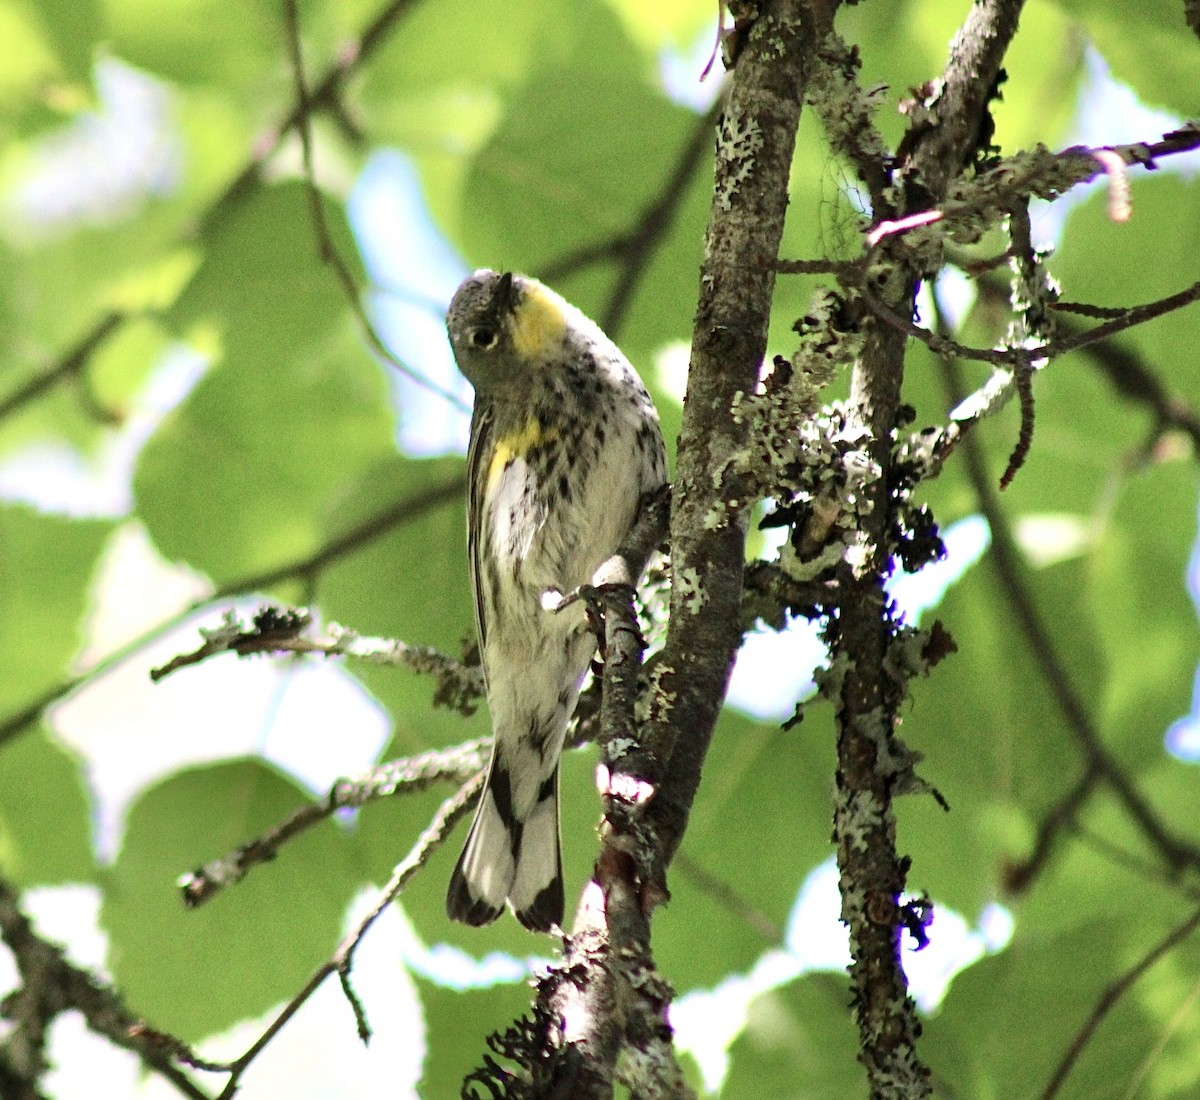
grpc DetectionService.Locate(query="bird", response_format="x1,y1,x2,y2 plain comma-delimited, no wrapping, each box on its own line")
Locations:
444,269,667,931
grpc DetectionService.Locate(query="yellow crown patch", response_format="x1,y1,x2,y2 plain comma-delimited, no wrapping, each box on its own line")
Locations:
508,281,568,360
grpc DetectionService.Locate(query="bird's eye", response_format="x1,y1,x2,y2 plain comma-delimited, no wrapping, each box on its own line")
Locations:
470,327,498,350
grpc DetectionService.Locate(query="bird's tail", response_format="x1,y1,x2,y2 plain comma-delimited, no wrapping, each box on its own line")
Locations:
446,753,564,932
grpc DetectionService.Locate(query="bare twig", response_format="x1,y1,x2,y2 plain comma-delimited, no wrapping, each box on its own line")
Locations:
0,476,464,753
0,877,211,1100
0,311,125,424
282,0,467,407
140,773,483,1098
672,851,782,943
863,271,1200,373
1040,905,1200,1100
973,275,1200,458
178,739,488,907
208,0,424,226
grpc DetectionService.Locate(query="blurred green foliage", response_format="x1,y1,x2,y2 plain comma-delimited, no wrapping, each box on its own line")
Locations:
0,0,1199,1096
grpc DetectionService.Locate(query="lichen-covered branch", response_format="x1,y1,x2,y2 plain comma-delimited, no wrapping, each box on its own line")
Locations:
823,2,1027,1095
150,605,483,715
178,738,488,907
644,0,834,873
0,877,211,1100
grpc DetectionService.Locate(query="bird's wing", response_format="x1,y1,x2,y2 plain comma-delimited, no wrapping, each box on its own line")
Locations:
466,400,492,655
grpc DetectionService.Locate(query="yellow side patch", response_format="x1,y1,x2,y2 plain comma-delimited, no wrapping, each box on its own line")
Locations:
508,281,568,360
488,416,558,489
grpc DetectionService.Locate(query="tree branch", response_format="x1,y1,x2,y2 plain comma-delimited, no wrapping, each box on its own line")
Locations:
1040,904,1200,1100
148,604,483,716
644,0,826,872
139,773,483,1099
939,354,1200,876
818,4,1027,1095
0,877,211,1100
0,311,125,426
0,476,464,753
177,738,487,907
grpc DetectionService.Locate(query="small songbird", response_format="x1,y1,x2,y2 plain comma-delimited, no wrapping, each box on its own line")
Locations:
444,270,667,931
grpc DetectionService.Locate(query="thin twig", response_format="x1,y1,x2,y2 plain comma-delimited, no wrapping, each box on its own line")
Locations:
0,311,124,423
282,0,467,407
939,355,1200,875
0,476,464,753
141,773,483,1099
208,0,424,227
1120,970,1200,1100
1040,905,1200,1100
0,877,212,1100
178,739,488,907
672,851,782,943
1004,763,1099,894
973,275,1200,458
148,606,483,718
600,99,723,339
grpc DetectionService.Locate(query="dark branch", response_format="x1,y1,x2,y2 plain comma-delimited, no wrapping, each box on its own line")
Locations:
282,0,468,407
939,354,1200,875
0,311,124,424
1040,905,1200,1100
0,877,211,1100
539,98,724,342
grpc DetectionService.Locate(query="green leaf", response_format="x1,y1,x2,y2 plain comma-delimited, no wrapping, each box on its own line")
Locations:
415,975,534,1098
655,705,838,991
1088,461,1200,764
0,504,113,715
169,181,365,360
101,0,287,88
34,0,101,84
0,726,94,885
135,294,395,584
1049,0,1200,115
723,972,861,1100
899,548,1101,917
102,758,363,1041
314,455,471,671
0,1,73,134
923,915,1179,1099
